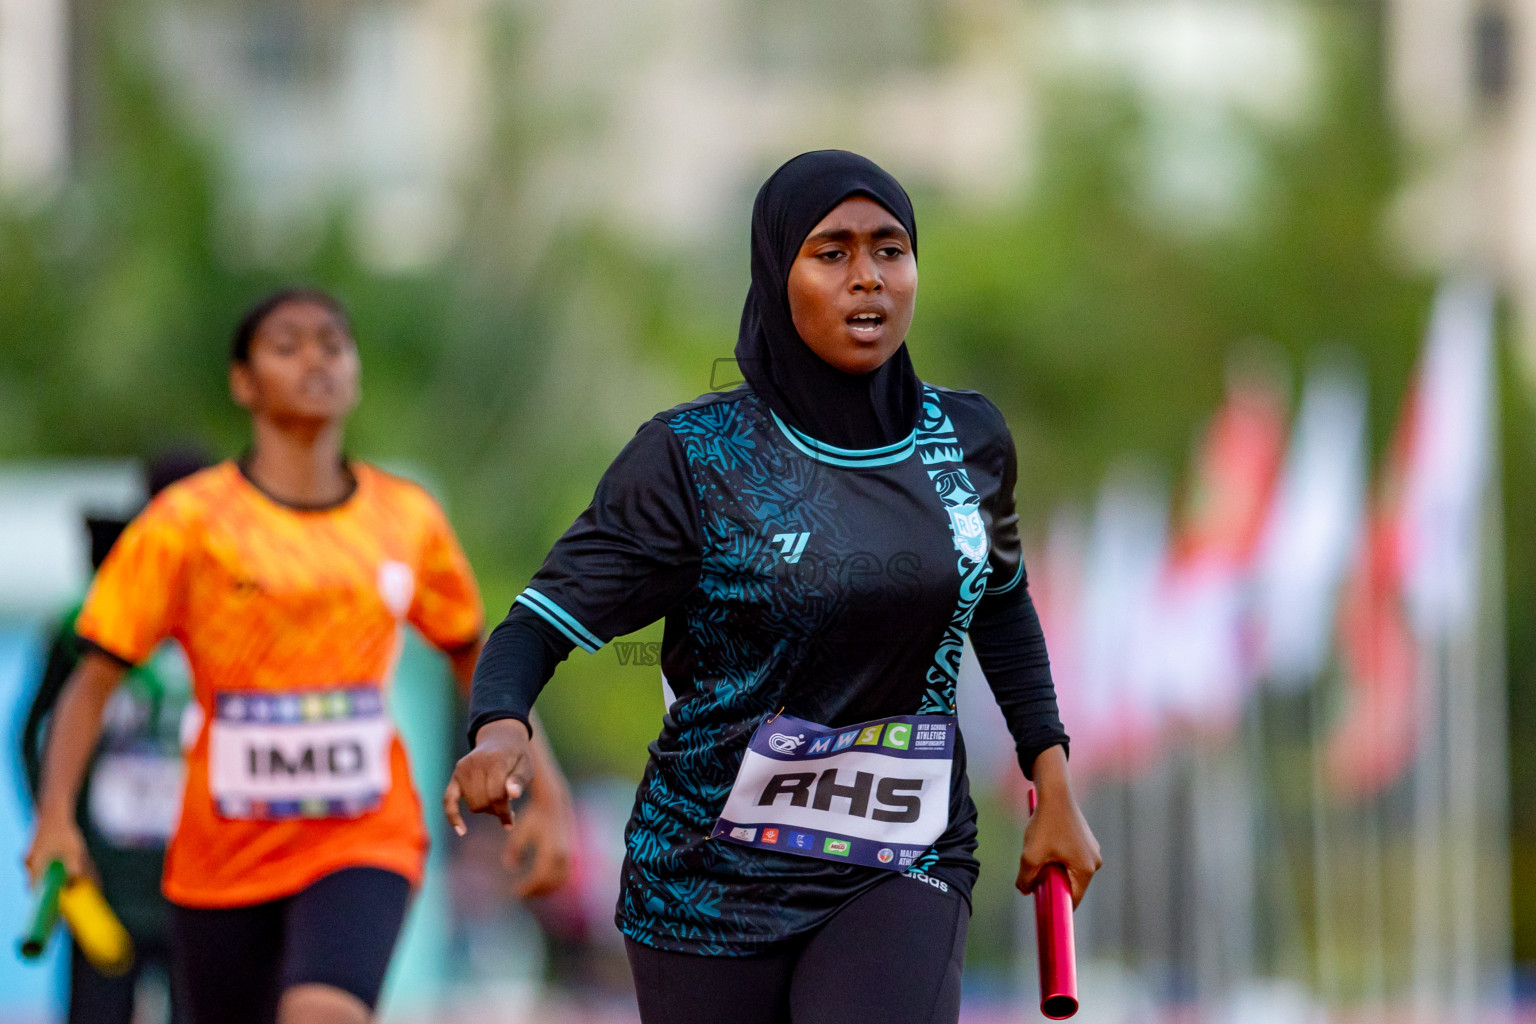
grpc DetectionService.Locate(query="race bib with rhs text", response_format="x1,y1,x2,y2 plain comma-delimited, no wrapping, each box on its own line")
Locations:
714,712,955,871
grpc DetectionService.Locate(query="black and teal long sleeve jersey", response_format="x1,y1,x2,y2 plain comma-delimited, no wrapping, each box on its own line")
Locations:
470,383,1067,955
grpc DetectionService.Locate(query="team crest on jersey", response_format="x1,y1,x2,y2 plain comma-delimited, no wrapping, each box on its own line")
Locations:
947,505,987,563
377,561,415,617
929,468,989,564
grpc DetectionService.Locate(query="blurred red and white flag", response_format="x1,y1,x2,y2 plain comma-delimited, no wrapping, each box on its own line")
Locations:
1147,371,1286,733
1254,360,1368,692
1401,278,1496,641
1327,278,1495,797
1077,468,1170,776
1030,509,1088,773
1327,498,1418,798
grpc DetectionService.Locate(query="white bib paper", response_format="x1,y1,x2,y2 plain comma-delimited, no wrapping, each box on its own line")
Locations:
88,752,184,845
208,687,393,820
715,713,955,870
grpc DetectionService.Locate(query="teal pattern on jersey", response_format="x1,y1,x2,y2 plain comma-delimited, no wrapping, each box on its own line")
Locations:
620,390,857,954
914,386,992,716
616,386,988,955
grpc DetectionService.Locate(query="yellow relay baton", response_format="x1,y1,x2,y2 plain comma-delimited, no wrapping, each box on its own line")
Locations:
19,860,135,975
60,874,135,975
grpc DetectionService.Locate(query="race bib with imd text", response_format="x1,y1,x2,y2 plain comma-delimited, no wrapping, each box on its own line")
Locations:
714,712,955,871
208,687,393,820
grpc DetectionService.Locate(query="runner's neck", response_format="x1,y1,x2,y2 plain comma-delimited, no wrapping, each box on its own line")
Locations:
241,422,355,511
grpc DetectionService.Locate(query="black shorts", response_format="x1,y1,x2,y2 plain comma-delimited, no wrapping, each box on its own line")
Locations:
170,867,411,1024
625,871,970,1024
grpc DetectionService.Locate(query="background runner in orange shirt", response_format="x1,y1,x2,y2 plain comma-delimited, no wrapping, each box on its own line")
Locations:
26,289,574,1024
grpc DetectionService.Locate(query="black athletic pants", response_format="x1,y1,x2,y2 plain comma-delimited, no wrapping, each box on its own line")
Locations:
625,872,970,1024
68,936,183,1024
169,867,411,1024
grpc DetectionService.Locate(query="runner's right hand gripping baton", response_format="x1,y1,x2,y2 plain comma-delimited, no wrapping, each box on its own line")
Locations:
18,860,134,975
1027,789,1078,1019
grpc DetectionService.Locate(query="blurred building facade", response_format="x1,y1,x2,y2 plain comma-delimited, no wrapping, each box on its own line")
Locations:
4,0,1533,301
0,0,69,200
2,0,1322,256
1386,0,1536,370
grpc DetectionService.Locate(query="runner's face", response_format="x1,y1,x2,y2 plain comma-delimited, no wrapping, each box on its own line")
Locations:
786,196,916,376
231,301,359,425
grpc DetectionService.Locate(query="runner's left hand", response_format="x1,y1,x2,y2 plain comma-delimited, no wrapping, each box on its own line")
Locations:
1018,745,1101,908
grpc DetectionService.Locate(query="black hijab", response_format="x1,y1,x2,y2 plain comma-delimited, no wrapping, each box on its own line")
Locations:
735,150,924,451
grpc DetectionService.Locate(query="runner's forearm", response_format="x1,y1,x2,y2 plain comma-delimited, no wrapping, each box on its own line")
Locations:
21,625,78,798
466,606,572,745
1030,744,1072,802
36,653,125,823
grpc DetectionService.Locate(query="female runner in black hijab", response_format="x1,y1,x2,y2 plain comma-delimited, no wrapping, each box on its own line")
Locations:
450,150,1100,1023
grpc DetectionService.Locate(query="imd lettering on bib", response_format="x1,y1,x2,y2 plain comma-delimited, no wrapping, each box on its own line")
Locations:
209,687,392,820
715,713,955,871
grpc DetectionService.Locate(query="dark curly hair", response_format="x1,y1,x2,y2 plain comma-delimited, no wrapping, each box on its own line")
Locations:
230,288,352,363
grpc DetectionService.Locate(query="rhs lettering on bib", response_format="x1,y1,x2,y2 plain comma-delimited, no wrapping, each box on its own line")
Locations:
208,687,393,820
714,712,954,871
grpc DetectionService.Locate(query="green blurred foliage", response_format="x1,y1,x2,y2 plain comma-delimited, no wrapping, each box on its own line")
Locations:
913,14,1429,498
3,0,1534,968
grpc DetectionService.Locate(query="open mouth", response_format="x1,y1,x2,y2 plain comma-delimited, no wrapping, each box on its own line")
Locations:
299,375,336,396
847,312,884,335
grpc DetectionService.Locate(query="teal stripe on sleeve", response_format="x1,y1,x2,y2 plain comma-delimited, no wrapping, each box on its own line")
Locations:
514,590,604,653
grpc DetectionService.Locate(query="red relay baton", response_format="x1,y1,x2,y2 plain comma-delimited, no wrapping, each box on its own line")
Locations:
1027,787,1078,1019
